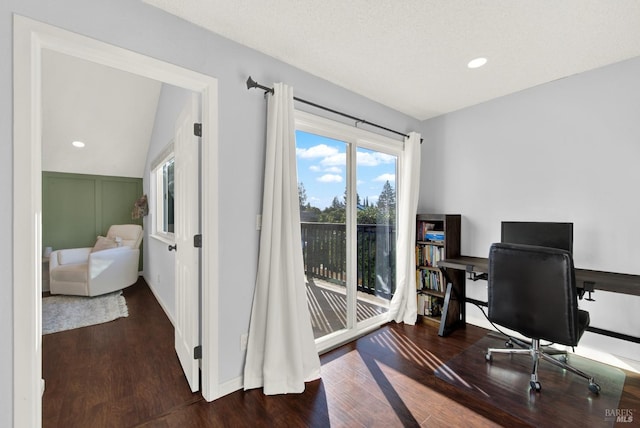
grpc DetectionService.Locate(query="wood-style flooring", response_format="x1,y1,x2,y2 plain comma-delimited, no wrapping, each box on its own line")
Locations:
43,278,640,427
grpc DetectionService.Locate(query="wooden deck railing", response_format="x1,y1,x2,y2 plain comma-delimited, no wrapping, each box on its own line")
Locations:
301,222,396,299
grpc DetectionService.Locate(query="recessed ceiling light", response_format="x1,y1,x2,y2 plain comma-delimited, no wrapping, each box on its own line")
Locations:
72,141,85,148
467,57,488,69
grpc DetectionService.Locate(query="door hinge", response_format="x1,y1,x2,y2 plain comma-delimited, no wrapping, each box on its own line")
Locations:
194,123,202,137
194,345,202,359
194,234,202,248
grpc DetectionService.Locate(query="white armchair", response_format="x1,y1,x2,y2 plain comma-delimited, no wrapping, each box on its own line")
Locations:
49,224,143,297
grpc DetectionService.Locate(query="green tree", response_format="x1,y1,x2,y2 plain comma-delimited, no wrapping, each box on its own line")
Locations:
319,196,346,223
298,182,307,210
377,181,396,224
357,205,379,224
298,182,323,222
342,188,361,206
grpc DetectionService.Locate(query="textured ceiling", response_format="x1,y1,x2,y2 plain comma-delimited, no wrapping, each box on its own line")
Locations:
143,0,640,120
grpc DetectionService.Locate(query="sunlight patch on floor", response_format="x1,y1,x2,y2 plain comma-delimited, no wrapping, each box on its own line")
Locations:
376,359,501,427
367,328,444,371
320,348,500,427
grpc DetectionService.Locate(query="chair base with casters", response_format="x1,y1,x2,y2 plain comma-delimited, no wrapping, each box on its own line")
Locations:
485,337,601,394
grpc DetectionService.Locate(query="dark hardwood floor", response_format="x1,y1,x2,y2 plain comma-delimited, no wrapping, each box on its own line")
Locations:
43,278,640,427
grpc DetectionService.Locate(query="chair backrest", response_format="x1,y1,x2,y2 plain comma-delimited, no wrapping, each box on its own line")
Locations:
487,242,581,346
106,224,143,249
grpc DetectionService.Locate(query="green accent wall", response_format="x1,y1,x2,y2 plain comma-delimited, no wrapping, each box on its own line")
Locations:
42,172,143,267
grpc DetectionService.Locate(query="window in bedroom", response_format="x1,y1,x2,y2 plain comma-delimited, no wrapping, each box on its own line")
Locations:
151,142,175,239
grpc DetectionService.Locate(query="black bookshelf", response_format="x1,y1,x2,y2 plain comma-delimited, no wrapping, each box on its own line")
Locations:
415,214,464,336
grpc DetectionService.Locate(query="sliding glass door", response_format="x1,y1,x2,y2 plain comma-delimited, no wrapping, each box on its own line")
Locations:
297,131,348,340
355,147,397,324
296,111,401,349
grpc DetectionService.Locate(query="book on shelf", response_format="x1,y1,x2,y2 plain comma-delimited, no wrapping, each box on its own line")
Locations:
418,221,445,242
416,269,444,292
418,221,435,241
417,292,443,318
417,292,426,316
426,295,442,317
416,244,445,267
425,231,445,243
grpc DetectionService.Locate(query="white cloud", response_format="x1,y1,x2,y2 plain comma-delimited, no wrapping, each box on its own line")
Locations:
309,164,344,174
374,173,396,182
317,174,343,183
357,151,396,166
297,144,338,159
320,153,346,166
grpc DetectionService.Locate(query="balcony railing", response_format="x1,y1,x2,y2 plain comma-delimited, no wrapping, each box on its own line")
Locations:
300,222,396,299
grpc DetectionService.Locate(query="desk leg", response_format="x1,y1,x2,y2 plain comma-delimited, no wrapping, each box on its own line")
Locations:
437,266,465,337
438,280,462,337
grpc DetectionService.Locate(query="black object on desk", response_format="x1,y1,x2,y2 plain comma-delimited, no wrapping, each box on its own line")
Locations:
501,221,573,253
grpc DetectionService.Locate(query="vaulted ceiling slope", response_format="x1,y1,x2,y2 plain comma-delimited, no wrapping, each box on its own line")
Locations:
143,0,640,120
42,50,162,177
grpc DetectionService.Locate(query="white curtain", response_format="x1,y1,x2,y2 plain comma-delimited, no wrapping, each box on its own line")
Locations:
243,83,321,394
388,132,422,324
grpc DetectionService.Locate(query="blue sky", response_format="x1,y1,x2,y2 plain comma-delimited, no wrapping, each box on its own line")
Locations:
296,130,397,209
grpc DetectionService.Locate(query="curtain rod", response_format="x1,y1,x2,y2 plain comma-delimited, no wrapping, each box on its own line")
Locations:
246,76,421,143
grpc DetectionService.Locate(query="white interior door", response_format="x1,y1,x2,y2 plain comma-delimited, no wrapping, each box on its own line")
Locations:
174,93,201,392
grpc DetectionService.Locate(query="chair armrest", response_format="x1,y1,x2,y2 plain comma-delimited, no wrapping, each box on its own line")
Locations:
50,247,92,269
87,247,140,296
88,247,138,271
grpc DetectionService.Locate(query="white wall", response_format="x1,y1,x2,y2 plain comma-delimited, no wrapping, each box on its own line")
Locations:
2,1,422,424
0,5,12,423
419,55,640,367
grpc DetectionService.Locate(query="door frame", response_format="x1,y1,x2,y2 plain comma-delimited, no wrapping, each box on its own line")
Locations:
13,15,220,427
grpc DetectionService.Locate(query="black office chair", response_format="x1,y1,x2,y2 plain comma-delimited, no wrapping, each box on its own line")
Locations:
485,242,601,394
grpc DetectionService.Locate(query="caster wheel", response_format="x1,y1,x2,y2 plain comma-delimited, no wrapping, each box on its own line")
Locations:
530,381,542,392
505,341,514,348
485,353,492,362
588,381,601,394
559,355,568,363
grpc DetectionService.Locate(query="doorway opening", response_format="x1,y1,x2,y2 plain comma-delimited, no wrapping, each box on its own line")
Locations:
13,15,220,426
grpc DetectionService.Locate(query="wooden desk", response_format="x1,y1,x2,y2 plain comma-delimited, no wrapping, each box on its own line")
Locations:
437,256,640,342
439,256,640,296
438,256,488,276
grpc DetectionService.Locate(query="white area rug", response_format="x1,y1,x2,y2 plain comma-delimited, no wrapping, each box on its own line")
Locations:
42,291,129,334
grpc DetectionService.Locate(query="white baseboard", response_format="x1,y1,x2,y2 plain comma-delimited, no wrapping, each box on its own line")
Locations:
142,274,175,326
216,376,244,399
